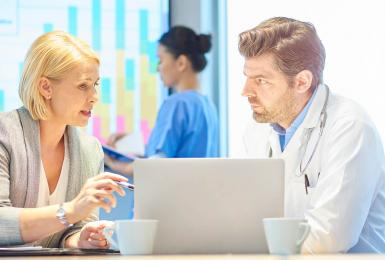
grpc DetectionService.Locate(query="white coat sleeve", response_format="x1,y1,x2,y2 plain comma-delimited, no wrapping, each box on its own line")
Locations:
302,118,385,253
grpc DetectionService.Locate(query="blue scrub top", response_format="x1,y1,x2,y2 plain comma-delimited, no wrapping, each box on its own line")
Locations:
145,90,219,158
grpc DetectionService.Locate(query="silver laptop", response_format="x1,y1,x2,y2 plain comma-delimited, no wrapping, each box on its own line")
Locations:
133,158,284,254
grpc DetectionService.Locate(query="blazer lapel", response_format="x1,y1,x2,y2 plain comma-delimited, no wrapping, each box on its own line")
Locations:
17,107,41,207
66,126,82,201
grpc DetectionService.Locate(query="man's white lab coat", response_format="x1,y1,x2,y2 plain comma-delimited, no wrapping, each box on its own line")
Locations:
243,85,385,253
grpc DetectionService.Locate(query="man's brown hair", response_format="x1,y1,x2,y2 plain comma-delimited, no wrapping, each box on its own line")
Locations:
239,17,326,88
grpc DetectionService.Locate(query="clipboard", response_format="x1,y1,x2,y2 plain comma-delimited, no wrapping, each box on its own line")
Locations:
102,145,135,163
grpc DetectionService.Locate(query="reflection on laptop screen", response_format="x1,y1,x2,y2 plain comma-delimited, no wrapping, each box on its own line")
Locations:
134,158,284,254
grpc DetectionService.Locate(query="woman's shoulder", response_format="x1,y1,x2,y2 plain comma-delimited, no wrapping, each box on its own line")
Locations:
166,90,206,105
0,109,21,125
0,109,24,138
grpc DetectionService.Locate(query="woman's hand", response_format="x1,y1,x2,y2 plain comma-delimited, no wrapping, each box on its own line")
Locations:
106,132,128,148
66,221,113,248
66,173,128,223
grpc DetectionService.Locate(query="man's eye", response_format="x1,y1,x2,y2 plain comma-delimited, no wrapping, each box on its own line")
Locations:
79,84,88,90
256,78,268,85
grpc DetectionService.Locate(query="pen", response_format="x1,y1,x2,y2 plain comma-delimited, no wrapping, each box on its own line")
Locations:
304,174,309,195
116,181,135,191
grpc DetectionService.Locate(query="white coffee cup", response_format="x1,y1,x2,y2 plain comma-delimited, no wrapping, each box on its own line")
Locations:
103,219,158,255
263,218,310,255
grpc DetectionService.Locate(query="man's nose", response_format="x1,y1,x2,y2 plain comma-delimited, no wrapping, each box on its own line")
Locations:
242,79,254,97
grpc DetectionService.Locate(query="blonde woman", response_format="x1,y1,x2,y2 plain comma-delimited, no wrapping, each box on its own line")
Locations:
0,31,126,248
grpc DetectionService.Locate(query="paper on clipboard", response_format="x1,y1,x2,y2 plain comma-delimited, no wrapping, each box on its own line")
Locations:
115,132,145,157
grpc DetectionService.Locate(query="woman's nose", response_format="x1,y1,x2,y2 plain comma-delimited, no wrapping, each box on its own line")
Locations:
89,87,99,104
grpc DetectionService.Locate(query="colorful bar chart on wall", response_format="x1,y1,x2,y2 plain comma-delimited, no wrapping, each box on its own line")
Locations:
0,0,169,145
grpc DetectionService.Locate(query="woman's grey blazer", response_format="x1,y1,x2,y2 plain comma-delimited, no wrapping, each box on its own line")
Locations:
0,107,104,247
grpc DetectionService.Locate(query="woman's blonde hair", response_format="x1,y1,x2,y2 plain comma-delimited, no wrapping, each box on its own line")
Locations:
19,31,100,120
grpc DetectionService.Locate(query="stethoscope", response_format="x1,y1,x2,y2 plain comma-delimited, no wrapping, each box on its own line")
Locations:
299,84,329,178
269,84,330,194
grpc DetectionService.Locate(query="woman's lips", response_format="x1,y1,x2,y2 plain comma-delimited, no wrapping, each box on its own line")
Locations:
81,110,91,117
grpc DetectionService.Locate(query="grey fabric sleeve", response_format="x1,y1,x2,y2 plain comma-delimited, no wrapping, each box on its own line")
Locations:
0,208,23,246
0,143,24,246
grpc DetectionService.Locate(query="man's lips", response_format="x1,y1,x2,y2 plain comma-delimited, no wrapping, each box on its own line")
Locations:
250,104,262,110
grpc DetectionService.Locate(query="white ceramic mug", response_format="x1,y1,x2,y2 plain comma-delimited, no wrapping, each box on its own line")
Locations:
103,219,158,255
263,218,310,255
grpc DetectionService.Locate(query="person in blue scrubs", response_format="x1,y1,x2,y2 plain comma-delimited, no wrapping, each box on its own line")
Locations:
105,26,219,175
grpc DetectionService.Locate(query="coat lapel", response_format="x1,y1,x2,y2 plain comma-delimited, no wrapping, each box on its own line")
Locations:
65,126,82,201
17,107,41,207
279,85,329,178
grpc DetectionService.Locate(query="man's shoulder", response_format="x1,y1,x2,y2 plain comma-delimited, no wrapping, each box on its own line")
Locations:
326,94,382,144
329,94,373,124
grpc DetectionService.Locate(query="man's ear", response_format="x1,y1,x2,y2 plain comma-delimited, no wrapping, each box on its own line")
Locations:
38,77,53,100
176,54,189,72
293,70,313,94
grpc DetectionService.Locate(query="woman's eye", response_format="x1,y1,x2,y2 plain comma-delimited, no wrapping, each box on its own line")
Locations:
79,84,88,90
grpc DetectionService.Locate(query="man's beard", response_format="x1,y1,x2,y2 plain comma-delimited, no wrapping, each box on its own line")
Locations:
252,108,278,123
252,89,297,125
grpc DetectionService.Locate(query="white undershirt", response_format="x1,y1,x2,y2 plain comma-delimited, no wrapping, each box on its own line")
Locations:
36,135,69,207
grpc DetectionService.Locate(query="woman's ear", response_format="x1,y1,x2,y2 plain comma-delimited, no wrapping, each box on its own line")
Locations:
293,70,313,94
38,77,53,100
176,54,189,72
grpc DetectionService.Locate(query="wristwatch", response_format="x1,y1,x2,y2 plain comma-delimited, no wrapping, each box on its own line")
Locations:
56,203,74,228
